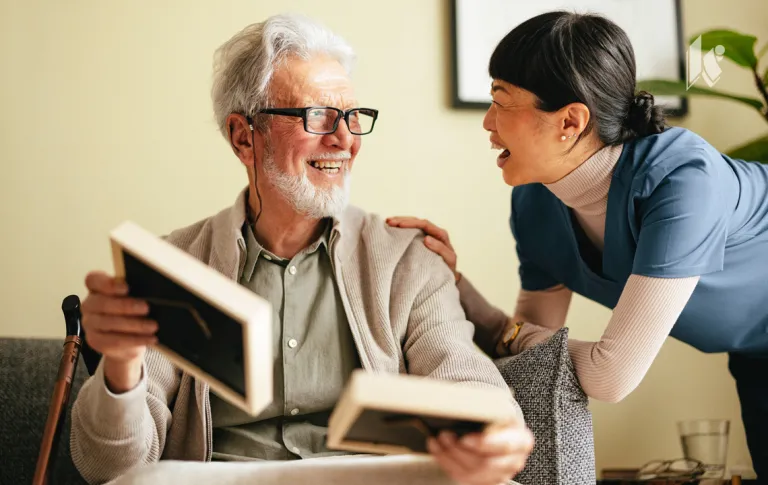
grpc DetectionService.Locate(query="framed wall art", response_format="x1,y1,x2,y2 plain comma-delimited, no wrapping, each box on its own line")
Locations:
450,0,688,117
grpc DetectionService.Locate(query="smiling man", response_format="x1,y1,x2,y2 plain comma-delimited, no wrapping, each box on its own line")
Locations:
69,14,532,485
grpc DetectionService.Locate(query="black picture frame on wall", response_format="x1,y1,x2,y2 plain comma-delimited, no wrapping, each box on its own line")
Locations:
450,0,688,117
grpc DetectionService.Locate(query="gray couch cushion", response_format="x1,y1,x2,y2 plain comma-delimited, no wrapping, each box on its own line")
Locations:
496,327,595,485
0,338,89,485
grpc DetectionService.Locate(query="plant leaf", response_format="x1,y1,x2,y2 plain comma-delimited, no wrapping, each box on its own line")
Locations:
758,42,768,62
726,134,768,163
636,79,764,112
690,29,758,68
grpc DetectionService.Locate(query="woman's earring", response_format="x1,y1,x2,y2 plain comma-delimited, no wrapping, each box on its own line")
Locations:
560,135,566,141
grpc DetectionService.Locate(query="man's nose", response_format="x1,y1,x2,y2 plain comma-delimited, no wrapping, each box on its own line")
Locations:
323,118,355,150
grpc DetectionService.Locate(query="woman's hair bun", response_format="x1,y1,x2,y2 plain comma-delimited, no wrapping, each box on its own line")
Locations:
625,91,666,137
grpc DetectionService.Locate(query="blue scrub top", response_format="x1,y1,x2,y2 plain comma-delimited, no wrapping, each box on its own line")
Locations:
510,127,768,354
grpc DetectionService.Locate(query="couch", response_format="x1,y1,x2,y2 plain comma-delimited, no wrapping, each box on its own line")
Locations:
0,328,594,485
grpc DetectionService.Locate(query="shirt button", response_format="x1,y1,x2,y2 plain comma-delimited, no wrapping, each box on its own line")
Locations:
287,339,298,348
263,254,272,261
292,446,300,454
288,265,297,275
290,408,299,415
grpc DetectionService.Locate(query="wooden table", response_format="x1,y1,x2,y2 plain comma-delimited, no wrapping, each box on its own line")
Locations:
597,468,756,484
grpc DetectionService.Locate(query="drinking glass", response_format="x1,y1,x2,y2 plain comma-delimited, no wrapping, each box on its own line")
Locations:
677,419,730,479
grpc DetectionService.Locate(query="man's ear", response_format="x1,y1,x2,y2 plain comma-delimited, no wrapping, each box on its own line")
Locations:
226,113,265,168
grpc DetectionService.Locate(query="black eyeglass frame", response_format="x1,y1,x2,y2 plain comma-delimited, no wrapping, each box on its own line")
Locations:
247,106,379,135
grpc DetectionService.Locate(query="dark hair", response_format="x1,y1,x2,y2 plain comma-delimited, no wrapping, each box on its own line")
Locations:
489,11,666,144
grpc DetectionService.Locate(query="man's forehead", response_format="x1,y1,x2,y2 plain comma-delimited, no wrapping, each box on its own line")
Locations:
272,55,357,107
276,84,358,109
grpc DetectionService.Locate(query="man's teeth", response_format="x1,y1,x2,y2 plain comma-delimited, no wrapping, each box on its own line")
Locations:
491,142,506,150
309,160,344,169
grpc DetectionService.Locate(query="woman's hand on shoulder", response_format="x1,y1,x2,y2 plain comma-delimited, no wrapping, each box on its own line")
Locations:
386,216,460,282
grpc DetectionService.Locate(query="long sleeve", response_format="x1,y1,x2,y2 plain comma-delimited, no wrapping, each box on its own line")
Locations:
506,274,699,403
457,275,572,356
567,274,698,402
69,348,182,484
456,275,510,355
397,240,524,422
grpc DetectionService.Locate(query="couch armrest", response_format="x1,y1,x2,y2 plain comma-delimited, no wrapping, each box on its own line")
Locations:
0,338,89,485
495,328,596,485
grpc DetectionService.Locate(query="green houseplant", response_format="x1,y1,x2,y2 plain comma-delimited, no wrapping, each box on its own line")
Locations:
637,29,768,162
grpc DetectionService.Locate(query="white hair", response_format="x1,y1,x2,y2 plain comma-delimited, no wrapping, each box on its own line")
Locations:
211,13,356,138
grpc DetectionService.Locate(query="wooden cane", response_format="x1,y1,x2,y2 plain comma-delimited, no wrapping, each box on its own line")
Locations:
32,295,84,485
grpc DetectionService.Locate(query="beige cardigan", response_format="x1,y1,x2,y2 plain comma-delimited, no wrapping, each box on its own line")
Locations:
69,188,522,484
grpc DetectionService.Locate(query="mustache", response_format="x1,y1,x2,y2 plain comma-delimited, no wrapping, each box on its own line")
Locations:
305,151,352,161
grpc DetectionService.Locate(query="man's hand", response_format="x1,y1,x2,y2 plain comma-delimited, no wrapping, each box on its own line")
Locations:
81,271,158,393
428,423,534,485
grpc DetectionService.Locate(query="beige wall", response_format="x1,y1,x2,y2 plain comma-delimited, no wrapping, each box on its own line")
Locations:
2,0,766,477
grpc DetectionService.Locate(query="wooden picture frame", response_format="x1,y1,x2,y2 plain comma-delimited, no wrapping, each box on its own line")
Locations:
328,370,520,456
110,221,273,416
450,0,688,117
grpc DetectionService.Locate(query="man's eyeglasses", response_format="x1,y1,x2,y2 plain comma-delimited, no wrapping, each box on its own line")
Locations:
249,106,378,135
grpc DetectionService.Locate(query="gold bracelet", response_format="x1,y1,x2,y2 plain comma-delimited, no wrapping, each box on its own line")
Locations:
501,321,525,348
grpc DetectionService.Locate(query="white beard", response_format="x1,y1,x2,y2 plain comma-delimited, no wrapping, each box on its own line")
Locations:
262,148,351,219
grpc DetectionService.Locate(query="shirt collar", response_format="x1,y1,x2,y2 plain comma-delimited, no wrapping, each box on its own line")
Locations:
209,186,364,281
240,216,339,282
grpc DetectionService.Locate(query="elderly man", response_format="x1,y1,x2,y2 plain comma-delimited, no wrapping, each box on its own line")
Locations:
70,13,532,485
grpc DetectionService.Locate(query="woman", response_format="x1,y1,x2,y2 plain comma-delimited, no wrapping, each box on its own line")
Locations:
388,11,768,477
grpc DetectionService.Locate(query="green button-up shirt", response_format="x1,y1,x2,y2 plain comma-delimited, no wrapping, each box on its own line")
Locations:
210,219,361,461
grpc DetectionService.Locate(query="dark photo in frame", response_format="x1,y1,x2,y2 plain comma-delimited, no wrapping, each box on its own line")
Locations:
328,370,520,456
110,220,273,416
450,0,688,117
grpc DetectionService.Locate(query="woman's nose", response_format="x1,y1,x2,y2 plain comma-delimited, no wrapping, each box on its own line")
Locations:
482,104,497,132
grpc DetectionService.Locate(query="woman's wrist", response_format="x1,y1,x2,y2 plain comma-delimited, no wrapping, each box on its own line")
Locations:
496,320,524,357
497,320,555,356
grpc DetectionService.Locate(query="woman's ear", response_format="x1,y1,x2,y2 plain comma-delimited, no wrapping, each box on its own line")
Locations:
226,113,264,168
559,102,591,137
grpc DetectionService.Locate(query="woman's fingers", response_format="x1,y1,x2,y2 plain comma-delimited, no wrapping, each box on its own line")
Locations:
386,217,453,249
388,217,460,280
385,216,419,225
424,236,457,273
